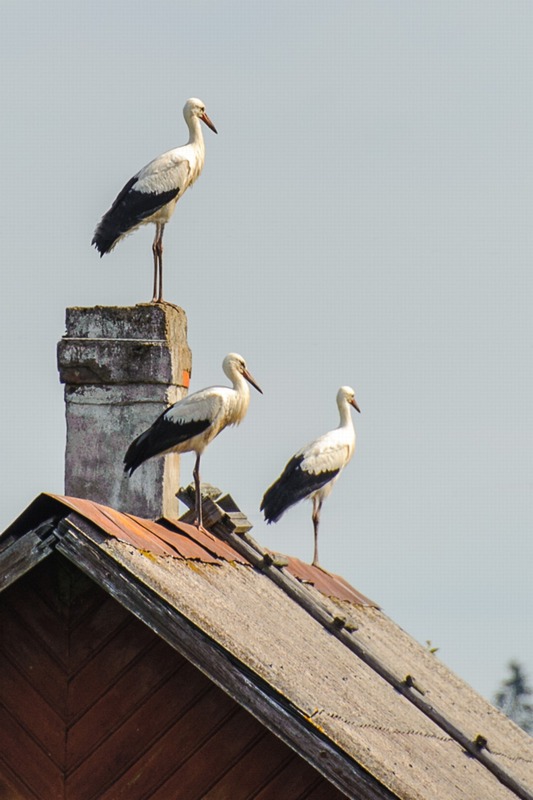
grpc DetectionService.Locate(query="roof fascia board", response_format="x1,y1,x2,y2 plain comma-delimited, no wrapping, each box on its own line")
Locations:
0,519,57,592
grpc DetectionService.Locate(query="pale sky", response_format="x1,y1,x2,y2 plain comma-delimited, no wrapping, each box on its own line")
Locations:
1,0,532,701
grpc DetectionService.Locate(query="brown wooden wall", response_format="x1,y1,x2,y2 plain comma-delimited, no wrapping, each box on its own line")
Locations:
0,556,347,799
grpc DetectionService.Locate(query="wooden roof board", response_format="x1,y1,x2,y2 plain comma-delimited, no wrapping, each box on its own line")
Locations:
86,535,530,800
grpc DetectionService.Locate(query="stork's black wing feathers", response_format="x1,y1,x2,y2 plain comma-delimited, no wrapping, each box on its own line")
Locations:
124,414,211,476
92,176,180,255
260,454,340,524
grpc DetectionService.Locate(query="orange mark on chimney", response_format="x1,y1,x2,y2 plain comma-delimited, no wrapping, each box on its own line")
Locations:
182,370,191,388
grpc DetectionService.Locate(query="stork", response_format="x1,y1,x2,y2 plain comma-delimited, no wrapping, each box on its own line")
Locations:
260,386,360,567
124,353,262,529
92,97,217,303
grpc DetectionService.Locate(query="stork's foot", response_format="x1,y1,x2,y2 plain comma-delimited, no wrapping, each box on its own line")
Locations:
193,522,217,542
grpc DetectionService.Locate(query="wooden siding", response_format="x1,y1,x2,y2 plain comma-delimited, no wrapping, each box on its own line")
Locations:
0,555,347,800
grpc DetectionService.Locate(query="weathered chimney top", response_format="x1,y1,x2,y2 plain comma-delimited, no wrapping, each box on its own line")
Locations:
57,303,191,518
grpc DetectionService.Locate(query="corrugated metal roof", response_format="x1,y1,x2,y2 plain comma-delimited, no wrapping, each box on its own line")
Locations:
43,494,375,606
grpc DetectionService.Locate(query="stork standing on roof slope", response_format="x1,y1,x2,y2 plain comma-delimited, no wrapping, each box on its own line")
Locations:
124,353,262,529
261,387,360,567
92,97,217,303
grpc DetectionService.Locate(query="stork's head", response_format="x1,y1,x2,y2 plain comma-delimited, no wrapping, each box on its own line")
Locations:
223,353,263,394
338,386,360,413
184,97,218,134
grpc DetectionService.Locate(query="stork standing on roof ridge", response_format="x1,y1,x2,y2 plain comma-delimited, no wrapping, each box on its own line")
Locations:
261,386,360,567
124,353,262,529
92,97,217,303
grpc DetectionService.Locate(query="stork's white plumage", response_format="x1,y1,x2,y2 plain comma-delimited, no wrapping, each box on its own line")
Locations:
92,97,217,303
261,386,360,567
124,353,262,528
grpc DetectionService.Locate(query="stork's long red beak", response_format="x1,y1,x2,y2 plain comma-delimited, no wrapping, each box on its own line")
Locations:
350,397,361,413
243,368,263,394
201,112,218,134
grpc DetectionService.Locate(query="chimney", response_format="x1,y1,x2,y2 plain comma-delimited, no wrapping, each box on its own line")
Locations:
57,304,191,518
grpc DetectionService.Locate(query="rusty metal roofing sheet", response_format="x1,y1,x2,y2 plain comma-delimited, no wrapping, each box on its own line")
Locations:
42,494,376,604
284,555,377,607
46,496,219,562
124,515,220,563
160,517,250,565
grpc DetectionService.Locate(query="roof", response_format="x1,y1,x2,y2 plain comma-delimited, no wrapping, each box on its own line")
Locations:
1,492,532,800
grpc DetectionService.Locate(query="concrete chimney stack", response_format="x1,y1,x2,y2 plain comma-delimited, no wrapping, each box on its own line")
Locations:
57,304,191,519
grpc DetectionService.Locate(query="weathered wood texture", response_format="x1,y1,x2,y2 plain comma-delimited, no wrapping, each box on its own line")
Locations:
57,304,191,518
0,555,349,800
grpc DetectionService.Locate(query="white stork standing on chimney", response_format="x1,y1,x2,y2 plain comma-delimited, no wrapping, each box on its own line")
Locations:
92,97,217,303
261,386,360,567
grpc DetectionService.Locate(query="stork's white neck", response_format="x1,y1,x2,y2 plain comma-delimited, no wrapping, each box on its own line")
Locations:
187,115,204,147
230,371,251,423
337,398,354,429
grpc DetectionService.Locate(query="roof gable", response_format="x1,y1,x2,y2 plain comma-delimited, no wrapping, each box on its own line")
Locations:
1,493,532,800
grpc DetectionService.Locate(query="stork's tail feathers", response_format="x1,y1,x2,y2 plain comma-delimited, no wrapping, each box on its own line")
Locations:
260,483,292,524
92,220,120,256
124,429,154,476
261,455,309,523
124,415,212,477
92,175,181,258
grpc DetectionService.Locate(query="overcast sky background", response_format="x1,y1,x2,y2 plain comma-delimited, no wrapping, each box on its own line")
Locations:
1,0,532,701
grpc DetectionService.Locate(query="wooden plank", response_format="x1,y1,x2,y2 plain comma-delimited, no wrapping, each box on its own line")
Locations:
2,579,70,666
200,731,293,799
0,756,41,800
34,555,109,629
0,529,53,592
66,637,186,769
67,593,132,673
150,705,266,799
56,527,395,800
0,607,68,714
0,651,65,767
72,681,235,800
253,757,338,800
67,614,155,719
304,780,347,799
0,708,63,800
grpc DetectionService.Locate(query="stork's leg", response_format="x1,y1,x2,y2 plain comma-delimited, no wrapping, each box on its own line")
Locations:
151,224,165,303
311,496,322,567
151,225,160,303
193,453,203,528
191,453,217,539
157,223,165,302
